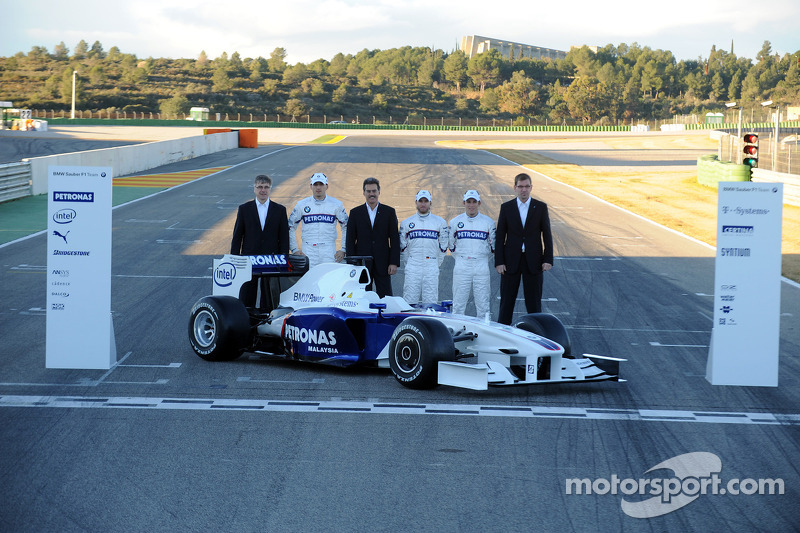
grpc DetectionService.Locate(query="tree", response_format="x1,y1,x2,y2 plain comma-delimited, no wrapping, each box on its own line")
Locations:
564,77,613,122
443,50,468,91
372,93,388,111
53,41,69,59
196,50,209,69
332,83,348,103
479,87,499,112
282,98,307,116
283,63,308,85
89,65,106,85
88,41,106,60
73,40,88,59
159,94,190,118
212,68,233,92
249,57,267,82
268,47,287,73
107,46,121,61
329,53,350,79
547,80,570,123
467,49,502,93
27,46,49,61
496,71,539,115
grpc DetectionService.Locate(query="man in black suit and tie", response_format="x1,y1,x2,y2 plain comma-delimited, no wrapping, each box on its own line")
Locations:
345,177,400,297
231,174,289,310
495,173,553,325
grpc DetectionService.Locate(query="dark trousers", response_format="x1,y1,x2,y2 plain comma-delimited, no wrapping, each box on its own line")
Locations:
498,256,543,325
372,274,393,298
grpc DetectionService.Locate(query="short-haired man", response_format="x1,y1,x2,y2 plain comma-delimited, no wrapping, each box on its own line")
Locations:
345,177,400,298
399,190,449,304
288,172,348,269
449,190,496,318
230,174,289,310
495,173,553,325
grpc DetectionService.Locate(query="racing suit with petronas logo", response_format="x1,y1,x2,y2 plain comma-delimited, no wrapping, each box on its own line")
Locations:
399,212,449,304
448,212,496,318
288,195,348,269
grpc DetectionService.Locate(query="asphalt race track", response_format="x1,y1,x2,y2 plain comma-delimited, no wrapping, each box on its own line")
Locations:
1,133,798,532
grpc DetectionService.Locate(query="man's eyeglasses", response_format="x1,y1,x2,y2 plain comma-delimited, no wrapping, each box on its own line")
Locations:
254,185,271,190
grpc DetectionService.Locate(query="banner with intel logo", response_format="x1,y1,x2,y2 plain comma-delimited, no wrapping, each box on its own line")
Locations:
46,166,116,369
707,182,783,386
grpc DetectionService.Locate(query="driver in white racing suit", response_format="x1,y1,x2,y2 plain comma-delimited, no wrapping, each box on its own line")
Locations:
288,173,348,269
399,190,449,304
449,190,496,318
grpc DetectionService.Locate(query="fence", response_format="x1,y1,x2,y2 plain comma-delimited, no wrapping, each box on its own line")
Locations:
0,162,32,203
718,130,800,175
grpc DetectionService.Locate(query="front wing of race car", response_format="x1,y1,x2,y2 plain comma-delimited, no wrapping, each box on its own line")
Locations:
436,355,624,391
375,314,624,391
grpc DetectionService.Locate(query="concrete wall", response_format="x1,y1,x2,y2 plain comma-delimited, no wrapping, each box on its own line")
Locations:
26,131,238,195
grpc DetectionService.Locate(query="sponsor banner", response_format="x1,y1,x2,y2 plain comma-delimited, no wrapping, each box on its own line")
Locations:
46,166,116,369
707,182,783,386
212,255,252,297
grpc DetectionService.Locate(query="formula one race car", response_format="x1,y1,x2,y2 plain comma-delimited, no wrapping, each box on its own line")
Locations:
188,254,624,390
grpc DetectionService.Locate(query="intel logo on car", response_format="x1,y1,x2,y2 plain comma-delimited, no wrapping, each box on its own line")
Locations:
213,262,237,287
52,208,77,224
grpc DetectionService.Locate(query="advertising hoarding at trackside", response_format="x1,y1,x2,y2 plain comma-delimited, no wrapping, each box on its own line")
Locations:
46,166,116,369
706,182,783,386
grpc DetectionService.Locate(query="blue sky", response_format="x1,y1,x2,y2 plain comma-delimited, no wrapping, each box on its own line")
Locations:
4,0,798,64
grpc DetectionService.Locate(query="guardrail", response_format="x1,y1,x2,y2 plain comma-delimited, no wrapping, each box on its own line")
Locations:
752,169,800,207
0,161,32,203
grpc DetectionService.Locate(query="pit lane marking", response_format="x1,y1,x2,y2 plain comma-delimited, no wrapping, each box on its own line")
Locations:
1,395,797,426
649,341,708,348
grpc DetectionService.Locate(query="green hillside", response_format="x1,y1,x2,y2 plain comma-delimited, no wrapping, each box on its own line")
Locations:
1,40,798,125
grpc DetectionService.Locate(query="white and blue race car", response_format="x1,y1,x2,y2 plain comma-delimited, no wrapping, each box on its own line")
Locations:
188,254,624,390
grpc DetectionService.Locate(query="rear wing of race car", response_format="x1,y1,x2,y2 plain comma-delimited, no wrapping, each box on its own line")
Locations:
212,254,308,297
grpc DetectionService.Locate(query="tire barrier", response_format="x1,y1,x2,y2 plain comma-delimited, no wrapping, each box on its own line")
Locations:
697,154,752,187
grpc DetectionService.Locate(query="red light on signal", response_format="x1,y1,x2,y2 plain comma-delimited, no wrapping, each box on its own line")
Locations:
742,132,759,168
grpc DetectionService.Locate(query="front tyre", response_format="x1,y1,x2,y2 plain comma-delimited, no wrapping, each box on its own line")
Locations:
189,296,251,361
389,318,455,389
515,313,572,357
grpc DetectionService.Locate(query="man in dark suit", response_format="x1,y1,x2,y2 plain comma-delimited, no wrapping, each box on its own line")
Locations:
495,172,553,325
345,177,400,297
231,174,289,310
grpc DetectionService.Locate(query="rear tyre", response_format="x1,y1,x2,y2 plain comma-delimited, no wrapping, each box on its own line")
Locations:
389,318,455,389
189,296,251,361
515,313,572,357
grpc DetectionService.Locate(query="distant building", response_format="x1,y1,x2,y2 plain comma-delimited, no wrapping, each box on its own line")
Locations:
460,35,567,60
